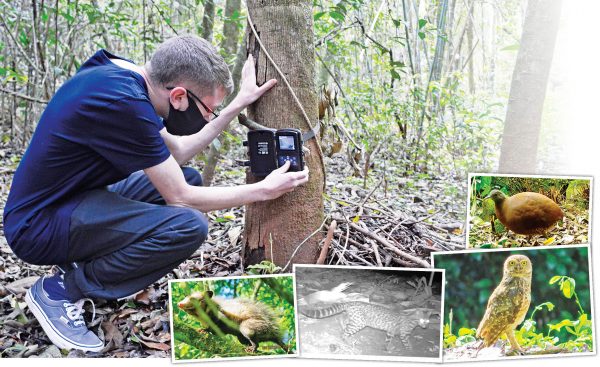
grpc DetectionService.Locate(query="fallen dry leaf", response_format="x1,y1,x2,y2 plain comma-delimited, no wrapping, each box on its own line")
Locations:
5,276,38,294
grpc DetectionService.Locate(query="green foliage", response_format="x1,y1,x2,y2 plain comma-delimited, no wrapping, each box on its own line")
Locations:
2,0,523,178
437,248,593,353
170,276,296,360
246,260,282,275
443,309,477,349
312,0,511,178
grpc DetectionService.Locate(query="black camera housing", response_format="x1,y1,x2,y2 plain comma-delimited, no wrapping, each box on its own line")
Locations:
245,128,304,177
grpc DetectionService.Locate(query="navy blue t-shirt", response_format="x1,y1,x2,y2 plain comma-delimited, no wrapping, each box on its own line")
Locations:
3,50,171,264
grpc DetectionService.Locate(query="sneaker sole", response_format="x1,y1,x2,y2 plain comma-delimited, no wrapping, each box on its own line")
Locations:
25,289,104,352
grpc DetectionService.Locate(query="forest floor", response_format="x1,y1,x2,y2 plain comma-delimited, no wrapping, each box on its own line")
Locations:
0,142,466,357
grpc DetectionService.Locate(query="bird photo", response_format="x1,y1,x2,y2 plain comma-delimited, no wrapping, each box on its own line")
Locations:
476,255,532,355
468,175,591,248
432,247,594,361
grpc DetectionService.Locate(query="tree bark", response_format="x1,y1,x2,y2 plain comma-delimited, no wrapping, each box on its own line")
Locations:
498,0,562,173
243,0,324,267
467,1,475,94
201,0,215,42
220,0,241,56
202,34,247,186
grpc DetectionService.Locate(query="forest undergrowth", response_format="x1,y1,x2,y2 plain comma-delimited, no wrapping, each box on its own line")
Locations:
0,137,465,357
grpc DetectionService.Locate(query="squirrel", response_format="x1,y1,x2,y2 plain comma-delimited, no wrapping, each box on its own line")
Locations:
177,290,287,352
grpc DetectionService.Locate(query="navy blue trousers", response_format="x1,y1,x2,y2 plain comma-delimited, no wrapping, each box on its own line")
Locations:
61,167,207,301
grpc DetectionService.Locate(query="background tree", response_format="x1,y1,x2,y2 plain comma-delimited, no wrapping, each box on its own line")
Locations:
243,0,325,267
202,0,244,186
201,0,216,42
498,0,563,173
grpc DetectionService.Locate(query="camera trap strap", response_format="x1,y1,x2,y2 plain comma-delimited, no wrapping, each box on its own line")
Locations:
238,113,320,142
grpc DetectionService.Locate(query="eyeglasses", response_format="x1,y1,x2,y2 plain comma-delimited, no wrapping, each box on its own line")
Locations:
166,87,219,119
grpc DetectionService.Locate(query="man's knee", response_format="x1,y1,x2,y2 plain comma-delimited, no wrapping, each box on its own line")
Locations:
175,208,209,249
181,167,203,187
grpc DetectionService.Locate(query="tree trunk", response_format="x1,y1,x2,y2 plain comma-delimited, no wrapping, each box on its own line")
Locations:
243,0,325,267
220,0,241,57
201,0,215,42
498,0,562,173
467,1,475,94
202,34,247,186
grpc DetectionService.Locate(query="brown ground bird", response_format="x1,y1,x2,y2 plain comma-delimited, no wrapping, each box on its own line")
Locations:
485,189,564,235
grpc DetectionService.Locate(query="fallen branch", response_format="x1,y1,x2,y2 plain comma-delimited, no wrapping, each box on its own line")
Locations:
332,215,431,268
317,220,337,264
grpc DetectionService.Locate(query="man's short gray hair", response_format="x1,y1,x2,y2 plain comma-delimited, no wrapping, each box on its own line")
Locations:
148,35,233,96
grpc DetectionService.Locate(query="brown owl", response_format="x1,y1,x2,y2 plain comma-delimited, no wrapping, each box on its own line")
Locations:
476,254,532,354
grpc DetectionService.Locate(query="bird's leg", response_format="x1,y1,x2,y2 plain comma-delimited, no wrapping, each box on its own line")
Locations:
474,340,486,357
505,329,524,355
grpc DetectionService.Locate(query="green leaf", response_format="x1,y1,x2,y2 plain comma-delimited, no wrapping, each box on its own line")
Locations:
537,301,555,312
521,319,536,332
501,43,520,51
418,32,426,40
458,328,474,336
560,278,576,298
549,275,562,285
456,335,476,346
560,279,571,298
314,11,326,21
329,11,345,22
443,323,451,335
350,40,367,49
222,212,236,221
548,319,573,332
445,334,457,345
418,19,428,29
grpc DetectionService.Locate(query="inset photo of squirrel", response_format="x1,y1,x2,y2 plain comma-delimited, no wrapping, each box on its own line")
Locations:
169,275,297,361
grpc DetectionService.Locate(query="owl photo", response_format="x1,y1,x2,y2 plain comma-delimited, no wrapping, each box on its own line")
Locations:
432,246,593,361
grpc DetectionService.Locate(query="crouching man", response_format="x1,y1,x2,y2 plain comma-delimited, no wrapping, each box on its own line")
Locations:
2,35,308,352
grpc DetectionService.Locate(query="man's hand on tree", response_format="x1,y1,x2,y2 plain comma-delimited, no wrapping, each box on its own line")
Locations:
259,161,309,200
236,55,277,107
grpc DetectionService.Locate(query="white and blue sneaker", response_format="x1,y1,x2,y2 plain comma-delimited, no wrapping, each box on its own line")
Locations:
25,276,104,352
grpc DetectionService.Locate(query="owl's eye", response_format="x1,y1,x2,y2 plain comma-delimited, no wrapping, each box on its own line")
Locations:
521,260,527,265
509,260,516,266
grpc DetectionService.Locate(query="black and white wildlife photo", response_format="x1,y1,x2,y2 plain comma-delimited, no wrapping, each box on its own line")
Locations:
294,265,443,362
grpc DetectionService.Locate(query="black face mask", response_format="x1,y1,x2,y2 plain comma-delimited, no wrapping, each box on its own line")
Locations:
163,93,209,136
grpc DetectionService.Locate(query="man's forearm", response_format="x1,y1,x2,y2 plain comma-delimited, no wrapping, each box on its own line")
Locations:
175,182,267,212
144,155,307,213
172,96,246,163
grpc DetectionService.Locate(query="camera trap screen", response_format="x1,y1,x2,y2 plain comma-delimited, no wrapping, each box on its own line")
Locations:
278,135,295,150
